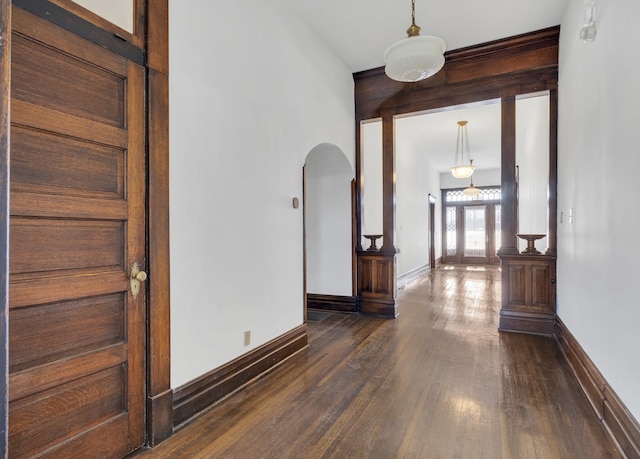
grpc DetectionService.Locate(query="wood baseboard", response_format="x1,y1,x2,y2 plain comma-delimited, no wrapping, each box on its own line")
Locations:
556,318,640,458
147,389,174,446
172,324,308,429
306,294,357,313
397,264,430,290
358,297,398,318
499,311,555,336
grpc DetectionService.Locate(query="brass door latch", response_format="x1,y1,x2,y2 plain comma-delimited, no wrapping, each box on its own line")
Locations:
130,262,148,299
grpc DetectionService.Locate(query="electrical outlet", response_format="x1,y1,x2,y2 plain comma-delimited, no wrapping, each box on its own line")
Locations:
244,330,251,346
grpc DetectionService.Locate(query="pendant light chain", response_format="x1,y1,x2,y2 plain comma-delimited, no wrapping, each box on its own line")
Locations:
411,0,416,26
407,0,421,37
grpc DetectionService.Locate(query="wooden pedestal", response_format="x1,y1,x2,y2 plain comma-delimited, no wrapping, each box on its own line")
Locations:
499,254,556,336
357,250,397,318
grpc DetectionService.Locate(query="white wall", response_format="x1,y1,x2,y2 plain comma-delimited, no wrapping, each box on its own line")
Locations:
440,168,501,190
71,0,134,32
169,0,354,388
558,0,640,421
395,121,442,276
517,94,550,252
361,120,384,247
305,145,353,296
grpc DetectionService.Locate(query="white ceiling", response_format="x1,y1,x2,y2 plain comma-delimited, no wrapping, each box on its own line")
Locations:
396,101,503,172
286,0,569,173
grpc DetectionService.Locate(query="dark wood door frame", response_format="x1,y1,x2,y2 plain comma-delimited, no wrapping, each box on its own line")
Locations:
1,0,11,453
354,27,559,320
0,0,171,454
442,198,501,265
428,194,436,269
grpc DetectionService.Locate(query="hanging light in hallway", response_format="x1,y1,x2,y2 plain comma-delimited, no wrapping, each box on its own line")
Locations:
383,0,446,82
463,177,480,197
450,121,475,179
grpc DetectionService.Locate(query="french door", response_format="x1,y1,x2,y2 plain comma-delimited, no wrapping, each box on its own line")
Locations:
443,197,501,265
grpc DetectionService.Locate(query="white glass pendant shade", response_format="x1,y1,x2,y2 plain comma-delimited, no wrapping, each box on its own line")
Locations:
384,35,446,82
463,182,480,197
450,165,475,179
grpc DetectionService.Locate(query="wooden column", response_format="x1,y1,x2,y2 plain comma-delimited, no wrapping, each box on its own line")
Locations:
498,96,519,256
380,115,396,254
356,115,397,318
146,0,173,445
546,89,558,256
0,0,9,454
354,120,364,252
498,94,557,335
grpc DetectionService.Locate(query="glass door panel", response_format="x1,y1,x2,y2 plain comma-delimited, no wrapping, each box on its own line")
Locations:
464,205,486,258
445,206,457,257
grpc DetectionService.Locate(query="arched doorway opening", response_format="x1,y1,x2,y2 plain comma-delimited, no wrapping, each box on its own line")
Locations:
303,144,356,316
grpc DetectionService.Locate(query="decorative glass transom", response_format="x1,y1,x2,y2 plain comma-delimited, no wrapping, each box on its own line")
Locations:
445,187,501,202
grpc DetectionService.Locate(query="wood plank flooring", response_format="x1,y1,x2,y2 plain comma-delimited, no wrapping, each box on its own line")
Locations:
134,265,621,458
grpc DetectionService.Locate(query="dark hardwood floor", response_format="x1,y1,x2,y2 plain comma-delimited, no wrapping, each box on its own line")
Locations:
134,265,621,458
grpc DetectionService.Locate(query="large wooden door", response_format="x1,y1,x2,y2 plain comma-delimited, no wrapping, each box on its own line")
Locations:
8,6,146,458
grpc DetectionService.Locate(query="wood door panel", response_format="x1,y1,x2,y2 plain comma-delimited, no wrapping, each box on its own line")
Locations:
10,271,128,309
9,5,147,456
11,192,127,220
35,414,130,459
11,125,125,198
12,100,128,147
9,366,126,458
11,33,126,128
507,264,526,305
10,218,125,274
531,264,550,307
9,345,127,403
9,293,125,372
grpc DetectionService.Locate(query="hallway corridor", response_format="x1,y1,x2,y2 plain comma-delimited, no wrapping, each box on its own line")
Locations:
135,265,621,458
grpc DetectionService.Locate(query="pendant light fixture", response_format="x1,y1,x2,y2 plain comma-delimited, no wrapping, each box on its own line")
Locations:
450,121,475,179
383,0,446,83
463,178,480,197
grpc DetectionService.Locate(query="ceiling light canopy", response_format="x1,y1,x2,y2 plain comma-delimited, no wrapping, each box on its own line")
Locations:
383,0,446,83
450,121,475,179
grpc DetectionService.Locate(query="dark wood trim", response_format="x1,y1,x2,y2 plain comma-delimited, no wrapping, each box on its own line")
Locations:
499,311,555,336
353,28,559,326
556,318,640,458
353,27,559,121
497,97,519,256
172,325,309,429
12,0,145,64
302,165,307,321
47,0,145,47
397,264,430,290
307,294,357,313
355,121,364,253
0,0,10,454
380,115,396,254
546,88,558,256
145,0,172,446
428,194,436,270
351,179,357,297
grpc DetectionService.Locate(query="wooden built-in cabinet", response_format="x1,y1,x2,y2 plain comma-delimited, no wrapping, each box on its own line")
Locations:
499,254,556,335
357,250,397,318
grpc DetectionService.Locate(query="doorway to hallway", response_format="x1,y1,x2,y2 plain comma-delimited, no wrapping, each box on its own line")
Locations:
442,187,501,265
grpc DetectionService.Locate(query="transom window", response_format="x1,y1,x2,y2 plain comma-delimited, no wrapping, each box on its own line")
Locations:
445,187,501,203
